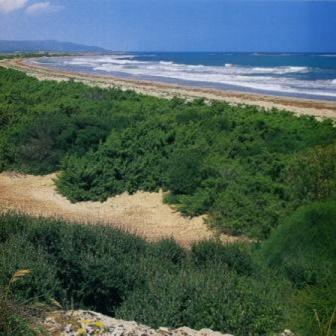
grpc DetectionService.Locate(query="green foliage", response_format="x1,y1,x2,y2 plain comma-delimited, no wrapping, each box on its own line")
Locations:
0,302,40,336
0,212,289,335
0,68,335,335
116,265,286,335
0,236,60,300
191,240,256,276
260,201,336,288
149,239,186,265
1,68,335,238
288,144,336,204
0,269,46,336
0,205,334,336
288,280,336,336
166,148,204,194
256,200,336,336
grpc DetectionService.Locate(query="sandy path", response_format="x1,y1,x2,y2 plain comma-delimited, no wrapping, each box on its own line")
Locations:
0,172,244,247
1,58,336,119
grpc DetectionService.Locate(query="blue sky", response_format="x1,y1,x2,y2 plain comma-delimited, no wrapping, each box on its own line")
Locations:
0,0,335,52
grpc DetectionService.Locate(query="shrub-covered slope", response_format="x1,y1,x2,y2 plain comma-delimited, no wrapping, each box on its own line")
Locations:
260,201,336,336
0,68,335,239
0,207,335,336
0,213,288,335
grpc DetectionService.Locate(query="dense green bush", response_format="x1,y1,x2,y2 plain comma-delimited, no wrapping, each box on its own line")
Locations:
288,279,336,336
260,201,336,288
0,212,290,335
258,201,336,336
1,210,335,335
166,148,205,195
191,240,256,275
149,239,186,265
288,144,336,205
0,213,146,310
116,265,286,335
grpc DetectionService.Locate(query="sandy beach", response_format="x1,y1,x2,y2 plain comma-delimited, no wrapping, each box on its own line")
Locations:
1,57,336,119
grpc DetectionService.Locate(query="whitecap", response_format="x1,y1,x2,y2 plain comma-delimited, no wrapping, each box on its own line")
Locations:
40,55,336,99
320,54,336,58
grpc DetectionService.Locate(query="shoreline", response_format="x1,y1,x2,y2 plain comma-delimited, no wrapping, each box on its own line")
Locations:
1,57,336,119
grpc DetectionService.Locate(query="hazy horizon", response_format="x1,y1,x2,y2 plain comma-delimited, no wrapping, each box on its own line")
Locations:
2,39,336,54
0,0,335,53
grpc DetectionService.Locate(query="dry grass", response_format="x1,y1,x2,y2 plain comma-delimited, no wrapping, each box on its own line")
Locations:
0,172,246,247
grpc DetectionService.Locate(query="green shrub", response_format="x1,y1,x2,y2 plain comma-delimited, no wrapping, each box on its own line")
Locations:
0,236,61,301
191,240,256,275
116,264,287,335
209,177,285,238
0,213,289,335
288,144,336,204
149,239,186,265
289,279,336,336
260,201,336,288
166,148,205,195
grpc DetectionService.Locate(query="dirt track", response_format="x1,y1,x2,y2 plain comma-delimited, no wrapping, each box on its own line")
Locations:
0,172,246,247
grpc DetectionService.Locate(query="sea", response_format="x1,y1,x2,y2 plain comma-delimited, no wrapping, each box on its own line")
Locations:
31,52,336,101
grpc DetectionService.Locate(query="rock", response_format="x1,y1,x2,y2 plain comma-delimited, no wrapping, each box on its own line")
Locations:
279,330,295,336
43,310,234,336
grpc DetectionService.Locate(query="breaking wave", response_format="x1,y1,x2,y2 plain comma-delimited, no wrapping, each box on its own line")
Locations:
36,54,336,99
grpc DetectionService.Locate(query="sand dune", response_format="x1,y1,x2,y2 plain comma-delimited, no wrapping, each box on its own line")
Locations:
0,172,246,247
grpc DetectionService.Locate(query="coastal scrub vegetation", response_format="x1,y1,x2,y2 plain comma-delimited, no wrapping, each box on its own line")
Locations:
0,68,335,239
0,67,335,335
0,204,335,335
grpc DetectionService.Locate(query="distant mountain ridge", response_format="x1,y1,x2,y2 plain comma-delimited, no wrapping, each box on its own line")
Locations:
0,40,108,53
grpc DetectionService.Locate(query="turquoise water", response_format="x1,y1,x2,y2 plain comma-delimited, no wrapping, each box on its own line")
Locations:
33,52,336,100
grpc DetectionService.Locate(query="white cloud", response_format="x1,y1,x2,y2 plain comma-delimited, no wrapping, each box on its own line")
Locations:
25,1,63,15
0,0,28,13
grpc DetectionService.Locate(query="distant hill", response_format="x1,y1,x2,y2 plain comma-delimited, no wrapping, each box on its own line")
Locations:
0,40,108,53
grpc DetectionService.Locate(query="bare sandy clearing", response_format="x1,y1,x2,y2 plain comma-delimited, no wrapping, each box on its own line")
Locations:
0,172,244,247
